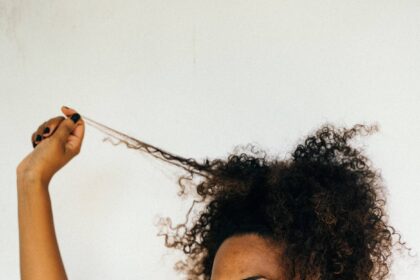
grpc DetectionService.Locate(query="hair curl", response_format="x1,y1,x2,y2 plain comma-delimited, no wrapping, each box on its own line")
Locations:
89,118,410,280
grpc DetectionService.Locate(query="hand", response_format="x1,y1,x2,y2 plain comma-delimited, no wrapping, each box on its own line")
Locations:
17,106,85,186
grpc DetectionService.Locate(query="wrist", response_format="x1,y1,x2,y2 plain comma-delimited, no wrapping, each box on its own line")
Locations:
17,170,49,193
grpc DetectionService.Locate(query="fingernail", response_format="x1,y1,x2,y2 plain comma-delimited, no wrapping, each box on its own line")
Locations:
35,135,42,142
43,127,50,135
63,106,70,109
71,113,81,123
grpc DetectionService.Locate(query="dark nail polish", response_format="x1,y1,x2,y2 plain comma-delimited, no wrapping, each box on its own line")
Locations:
71,113,80,123
35,135,42,141
43,127,50,134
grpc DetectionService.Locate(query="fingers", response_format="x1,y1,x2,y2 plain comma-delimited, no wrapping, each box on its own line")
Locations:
42,117,66,138
31,106,85,156
32,117,66,148
32,131,39,148
32,122,46,147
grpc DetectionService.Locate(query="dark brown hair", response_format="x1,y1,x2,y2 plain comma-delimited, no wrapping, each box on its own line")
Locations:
87,118,410,280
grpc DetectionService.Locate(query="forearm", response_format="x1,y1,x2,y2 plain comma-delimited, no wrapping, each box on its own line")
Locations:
17,175,67,280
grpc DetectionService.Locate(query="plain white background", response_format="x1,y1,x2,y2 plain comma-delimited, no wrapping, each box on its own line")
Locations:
1,0,419,279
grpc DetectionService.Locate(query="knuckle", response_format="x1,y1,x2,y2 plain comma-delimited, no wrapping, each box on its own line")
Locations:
53,117,65,125
56,116,66,123
52,116,64,121
44,117,64,129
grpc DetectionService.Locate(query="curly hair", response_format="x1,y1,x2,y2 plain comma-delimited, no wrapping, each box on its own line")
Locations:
90,119,409,280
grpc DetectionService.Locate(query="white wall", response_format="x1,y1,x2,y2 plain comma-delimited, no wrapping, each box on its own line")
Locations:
1,0,419,279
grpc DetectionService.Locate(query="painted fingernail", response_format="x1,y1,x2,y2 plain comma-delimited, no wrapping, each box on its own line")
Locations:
43,127,50,134
35,135,42,142
71,113,81,123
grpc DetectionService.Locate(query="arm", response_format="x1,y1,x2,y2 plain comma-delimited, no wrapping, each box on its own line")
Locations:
17,175,67,280
16,106,85,280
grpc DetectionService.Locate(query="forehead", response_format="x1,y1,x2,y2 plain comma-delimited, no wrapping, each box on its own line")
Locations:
211,234,285,280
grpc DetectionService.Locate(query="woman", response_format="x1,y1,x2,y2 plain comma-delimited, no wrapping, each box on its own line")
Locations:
16,106,407,280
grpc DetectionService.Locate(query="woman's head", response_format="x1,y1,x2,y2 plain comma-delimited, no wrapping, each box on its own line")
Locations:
96,121,408,279
156,123,408,280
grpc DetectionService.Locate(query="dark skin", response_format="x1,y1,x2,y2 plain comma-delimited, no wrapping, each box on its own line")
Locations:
211,234,285,280
17,106,84,280
31,116,65,148
16,106,286,280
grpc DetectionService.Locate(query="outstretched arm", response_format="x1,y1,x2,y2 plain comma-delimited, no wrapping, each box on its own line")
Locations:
16,106,85,280
17,176,67,280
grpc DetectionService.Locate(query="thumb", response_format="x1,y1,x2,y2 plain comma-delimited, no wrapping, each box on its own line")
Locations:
51,113,81,154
